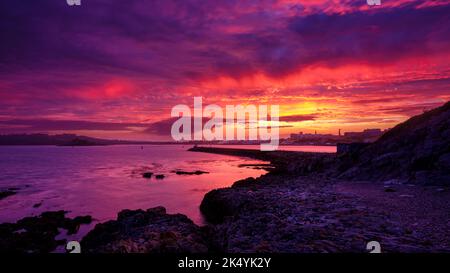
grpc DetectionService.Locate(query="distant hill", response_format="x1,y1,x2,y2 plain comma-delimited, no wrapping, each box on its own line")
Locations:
0,134,156,146
339,101,450,185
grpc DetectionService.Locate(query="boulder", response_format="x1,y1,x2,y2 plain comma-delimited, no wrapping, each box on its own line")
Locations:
0,211,92,253
142,172,153,178
81,206,209,253
0,190,16,200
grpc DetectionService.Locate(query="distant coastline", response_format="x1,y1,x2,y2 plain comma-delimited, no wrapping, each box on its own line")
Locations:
0,133,341,149
0,134,173,146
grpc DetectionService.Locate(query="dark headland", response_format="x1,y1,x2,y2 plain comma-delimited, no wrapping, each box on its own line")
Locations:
2,102,450,253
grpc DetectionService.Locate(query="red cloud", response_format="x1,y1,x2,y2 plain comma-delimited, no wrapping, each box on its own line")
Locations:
69,78,137,100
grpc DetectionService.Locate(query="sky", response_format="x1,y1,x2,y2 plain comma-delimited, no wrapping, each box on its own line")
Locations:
0,0,449,140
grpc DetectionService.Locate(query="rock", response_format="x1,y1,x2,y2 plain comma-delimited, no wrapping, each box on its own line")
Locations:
147,206,167,215
189,146,335,176
232,177,257,188
0,211,92,253
81,206,208,253
142,172,153,178
384,187,396,192
238,163,275,171
155,174,165,179
197,172,440,253
32,202,42,208
173,170,209,175
200,190,232,224
0,190,16,200
65,215,93,235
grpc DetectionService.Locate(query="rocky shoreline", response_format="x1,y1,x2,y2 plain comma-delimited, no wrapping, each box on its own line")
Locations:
2,146,449,253
193,148,450,252
1,102,449,253
73,146,450,253
188,146,336,175
0,211,92,253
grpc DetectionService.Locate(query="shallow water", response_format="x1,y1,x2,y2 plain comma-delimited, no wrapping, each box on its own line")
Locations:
0,144,334,243
0,145,268,227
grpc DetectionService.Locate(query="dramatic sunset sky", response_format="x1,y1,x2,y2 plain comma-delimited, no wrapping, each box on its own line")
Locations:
0,0,449,140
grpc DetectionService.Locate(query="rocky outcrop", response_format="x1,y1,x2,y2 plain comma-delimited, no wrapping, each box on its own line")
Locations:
173,170,209,175
0,189,16,200
81,207,209,253
0,211,92,253
142,172,153,178
338,101,450,185
189,146,335,175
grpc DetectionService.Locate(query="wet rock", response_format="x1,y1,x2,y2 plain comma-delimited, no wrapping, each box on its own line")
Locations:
142,172,153,178
0,190,16,200
65,215,93,235
81,206,208,253
0,211,92,253
384,187,396,193
232,177,258,188
173,170,209,175
200,184,255,224
238,164,274,171
200,190,233,224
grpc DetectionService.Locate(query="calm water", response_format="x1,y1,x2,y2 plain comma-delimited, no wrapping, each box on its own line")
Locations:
204,144,337,153
0,144,334,242
0,145,268,224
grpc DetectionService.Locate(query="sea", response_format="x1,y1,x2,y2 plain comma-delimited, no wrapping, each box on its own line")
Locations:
0,144,335,241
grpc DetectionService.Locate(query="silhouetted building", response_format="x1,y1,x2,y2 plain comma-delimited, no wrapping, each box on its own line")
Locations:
287,128,387,145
